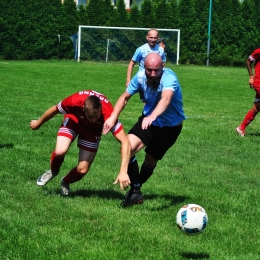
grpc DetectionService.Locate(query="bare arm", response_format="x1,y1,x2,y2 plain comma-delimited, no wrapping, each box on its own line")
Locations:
126,60,136,87
142,89,174,129
30,105,59,130
113,128,131,190
103,91,132,134
246,58,254,87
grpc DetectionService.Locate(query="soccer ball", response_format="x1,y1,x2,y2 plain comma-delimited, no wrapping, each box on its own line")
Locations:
176,204,208,236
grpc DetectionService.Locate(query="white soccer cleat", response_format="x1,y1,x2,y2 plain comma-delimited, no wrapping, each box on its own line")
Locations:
236,127,245,137
37,170,58,186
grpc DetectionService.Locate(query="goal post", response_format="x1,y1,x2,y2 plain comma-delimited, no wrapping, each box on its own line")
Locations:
77,25,180,65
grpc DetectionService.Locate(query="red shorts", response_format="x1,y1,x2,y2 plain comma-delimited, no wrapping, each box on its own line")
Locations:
57,116,101,152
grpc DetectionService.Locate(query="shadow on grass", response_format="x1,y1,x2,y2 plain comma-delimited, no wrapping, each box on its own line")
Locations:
0,143,14,149
72,188,124,199
51,188,187,209
248,132,260,137
181,252,210,259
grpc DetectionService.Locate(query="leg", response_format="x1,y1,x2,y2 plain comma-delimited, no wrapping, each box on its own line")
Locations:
121,134,145,206
127,133,145,189
51,135,72,171
37,116,78,186
140,153,158,186
140,124,182,186
60,125,101,196
237,91,260,136
63,149,96,183
37,135,72,186
61,149,97,196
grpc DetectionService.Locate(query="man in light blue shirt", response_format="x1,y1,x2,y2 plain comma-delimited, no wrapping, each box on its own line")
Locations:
104,52,186,207
126,29,166,101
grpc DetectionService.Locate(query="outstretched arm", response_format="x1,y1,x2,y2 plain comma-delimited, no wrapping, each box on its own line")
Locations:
113,129,131,191
103,91,131,134
30,105,59,130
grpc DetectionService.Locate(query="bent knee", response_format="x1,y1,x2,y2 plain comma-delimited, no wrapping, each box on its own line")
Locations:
77,164,90,175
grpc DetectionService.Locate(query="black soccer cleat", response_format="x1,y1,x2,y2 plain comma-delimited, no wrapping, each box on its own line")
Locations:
121,189,144,207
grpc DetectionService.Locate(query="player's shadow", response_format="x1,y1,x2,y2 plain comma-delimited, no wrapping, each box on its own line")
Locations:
71,188,123,200
248,132,260,137
56,188,187,209
181,252,210,259
0,143,14,149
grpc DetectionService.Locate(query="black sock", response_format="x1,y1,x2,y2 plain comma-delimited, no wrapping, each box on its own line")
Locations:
140,163,156,186
128,156,141,190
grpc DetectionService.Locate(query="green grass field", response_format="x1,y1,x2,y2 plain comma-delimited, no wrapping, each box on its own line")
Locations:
0,60,260,259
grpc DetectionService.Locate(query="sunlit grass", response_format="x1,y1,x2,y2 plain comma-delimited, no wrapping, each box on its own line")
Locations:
0,60,259,259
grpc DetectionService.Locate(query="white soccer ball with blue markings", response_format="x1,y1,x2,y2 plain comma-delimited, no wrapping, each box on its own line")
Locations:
176,204,208,236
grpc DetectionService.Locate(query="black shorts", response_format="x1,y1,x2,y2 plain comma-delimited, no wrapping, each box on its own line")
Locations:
128,114,182,160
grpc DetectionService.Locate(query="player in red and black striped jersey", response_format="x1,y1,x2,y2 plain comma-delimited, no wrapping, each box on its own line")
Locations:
30,90,131,196
236,48,260,137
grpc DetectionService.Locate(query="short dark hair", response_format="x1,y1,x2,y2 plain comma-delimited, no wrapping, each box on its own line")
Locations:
84,95,101,111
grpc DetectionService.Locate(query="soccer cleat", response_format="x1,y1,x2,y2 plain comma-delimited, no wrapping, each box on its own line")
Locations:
121,189,144,207
60,177,70,196
236,126,245,137
37,170,58,186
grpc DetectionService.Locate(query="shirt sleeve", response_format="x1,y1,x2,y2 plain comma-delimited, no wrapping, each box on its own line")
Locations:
132,47,142,63
126,73,141,95
250,49,260,61
56,95,73,114
161,70,178,92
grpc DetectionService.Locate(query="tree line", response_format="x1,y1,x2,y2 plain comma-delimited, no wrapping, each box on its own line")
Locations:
0,0,259,66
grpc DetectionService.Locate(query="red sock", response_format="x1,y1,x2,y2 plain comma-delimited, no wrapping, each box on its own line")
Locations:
63,167,85,184
50,151,64,173
240,110,256,130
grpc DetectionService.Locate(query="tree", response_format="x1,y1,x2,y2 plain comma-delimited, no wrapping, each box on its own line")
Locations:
211,0,244,66
241,0,258,56
114,0,128,27
140,0,154,28
86,0,104,26
178,0,197,64
128,4,141,27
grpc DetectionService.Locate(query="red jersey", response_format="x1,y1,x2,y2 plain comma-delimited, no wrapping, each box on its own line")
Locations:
56,90,122,136
249,48,260,87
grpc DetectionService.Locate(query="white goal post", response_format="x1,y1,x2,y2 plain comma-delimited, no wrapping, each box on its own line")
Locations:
77,25,180,64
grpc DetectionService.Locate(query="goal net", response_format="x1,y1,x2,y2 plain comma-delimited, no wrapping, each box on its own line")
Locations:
77,25,180,64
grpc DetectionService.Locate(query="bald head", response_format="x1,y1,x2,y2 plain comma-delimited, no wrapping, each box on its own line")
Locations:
144,52,163,67
147,29,159,37
144,53,163,89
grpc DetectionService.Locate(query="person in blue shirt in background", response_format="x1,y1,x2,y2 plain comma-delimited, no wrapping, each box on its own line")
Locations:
103,52,186,207
126,29,166,102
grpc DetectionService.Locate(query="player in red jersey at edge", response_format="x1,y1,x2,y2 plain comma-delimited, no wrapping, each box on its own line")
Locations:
30,90,131,196
236,48,260,137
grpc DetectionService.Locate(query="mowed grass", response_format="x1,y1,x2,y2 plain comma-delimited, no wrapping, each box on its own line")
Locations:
0,60,260,259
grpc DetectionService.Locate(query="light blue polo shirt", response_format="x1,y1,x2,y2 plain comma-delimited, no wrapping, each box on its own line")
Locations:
127,68,186,127
132,43,166,70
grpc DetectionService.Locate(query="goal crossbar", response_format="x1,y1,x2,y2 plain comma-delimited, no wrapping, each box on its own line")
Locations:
77,25,180,64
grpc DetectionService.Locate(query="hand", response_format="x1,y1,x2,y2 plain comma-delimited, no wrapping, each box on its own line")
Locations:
141,115,156,130
103,117,116,135
113,172,131,191
30,120,41,130
249,76,254,89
